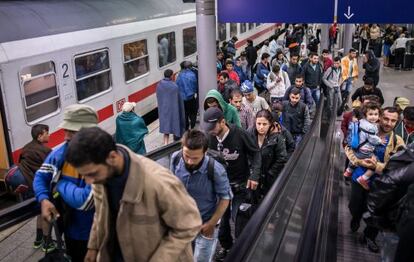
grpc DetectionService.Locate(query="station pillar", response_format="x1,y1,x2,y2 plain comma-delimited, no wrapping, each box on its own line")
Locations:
196,0,217,115
343,24,353,56
320,24,330,51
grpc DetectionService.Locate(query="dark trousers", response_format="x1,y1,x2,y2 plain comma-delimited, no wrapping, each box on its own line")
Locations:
348,181,379,240
184,97,198,130
361,39,368,54
395,48,406,69
66,237,88,262
218,189,248,249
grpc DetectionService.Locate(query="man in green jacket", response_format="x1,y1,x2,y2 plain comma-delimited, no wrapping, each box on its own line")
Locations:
204,89,241,128
395,106,414,145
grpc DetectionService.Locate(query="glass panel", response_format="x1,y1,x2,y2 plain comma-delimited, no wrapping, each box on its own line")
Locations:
23,74,57,106
183,27,197,57
158,32,176,67
123,39,148,62
230,23,238,37
248,23,255,30
256,23,262,27
124,56,149,82
75,51,110,79
76,71,111,101
240,23,247,34
26,99,59,123
218,23,227,41
20,61,54,80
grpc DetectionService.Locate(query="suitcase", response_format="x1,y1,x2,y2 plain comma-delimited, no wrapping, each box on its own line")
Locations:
402,54,414,70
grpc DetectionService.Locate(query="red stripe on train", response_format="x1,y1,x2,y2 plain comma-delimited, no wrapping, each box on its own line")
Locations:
235,25,277,49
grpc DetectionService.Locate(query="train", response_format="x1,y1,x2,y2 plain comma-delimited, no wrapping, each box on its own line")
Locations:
0,0,277,175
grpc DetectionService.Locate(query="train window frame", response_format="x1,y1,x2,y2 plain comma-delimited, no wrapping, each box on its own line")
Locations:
157,31,177,69
122,39,150,84
19,61,61,125
73,48,113,103
183,26,197,58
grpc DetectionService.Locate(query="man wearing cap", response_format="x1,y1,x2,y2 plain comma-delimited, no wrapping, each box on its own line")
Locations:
33,104,98,261
115,102,148,154
393,97,410,117
240,80,269,114
201,107,261,261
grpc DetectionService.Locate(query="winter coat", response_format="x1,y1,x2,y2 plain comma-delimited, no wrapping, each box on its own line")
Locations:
302,62,323,88
249,130,288,195
341,56,359,82
395,183,414,262
115,112,148,155
203,89,241,128
281,101,311,135
283,85,314,109
176,69,198,101
227,39,237,57
245,45,257,66
351,85,385,105
266,71,286,98
280,125,296,158
363,50,380,86
366,144,414,230
254,62,270,91
282,63,302,84
88,146,202,262
395,120,414,145
18,140,51,186
156,78,186,137
222,69,240,86
322,66,342,89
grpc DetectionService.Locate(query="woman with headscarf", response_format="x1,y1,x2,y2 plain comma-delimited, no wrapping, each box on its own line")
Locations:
115,102,149,154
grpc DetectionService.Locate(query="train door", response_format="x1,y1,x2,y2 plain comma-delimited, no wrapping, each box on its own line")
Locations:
0,80,10,171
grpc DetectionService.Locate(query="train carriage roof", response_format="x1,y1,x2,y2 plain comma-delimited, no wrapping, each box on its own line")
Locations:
0,0,195,43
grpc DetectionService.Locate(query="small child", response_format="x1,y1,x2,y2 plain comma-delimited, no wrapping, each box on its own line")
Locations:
344,102,385,189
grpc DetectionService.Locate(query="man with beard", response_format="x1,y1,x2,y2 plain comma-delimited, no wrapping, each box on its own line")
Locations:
171,129,232,262
66,127,201,262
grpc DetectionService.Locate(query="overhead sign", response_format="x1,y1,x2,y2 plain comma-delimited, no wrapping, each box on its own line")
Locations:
217,0,335,23
337,0,414,23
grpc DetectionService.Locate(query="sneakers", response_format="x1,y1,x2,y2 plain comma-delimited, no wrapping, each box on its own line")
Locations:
360,235,379,253
42,239,57,253
343,169,352,178
215,248,230,261
350,218,360,233
357,176,370,190
33,238,43,249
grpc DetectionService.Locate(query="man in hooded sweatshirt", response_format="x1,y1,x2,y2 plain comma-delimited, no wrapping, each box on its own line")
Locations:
204,89,241,128
363,50,380,87
115,102,149,155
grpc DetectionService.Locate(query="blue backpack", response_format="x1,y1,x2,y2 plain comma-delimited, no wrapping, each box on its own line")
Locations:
348,121,376,150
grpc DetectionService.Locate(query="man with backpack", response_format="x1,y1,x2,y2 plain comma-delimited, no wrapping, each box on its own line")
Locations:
283,75,314,110
345,107,405,253
202,107,261,261
322,56,343,115
170,129,232,262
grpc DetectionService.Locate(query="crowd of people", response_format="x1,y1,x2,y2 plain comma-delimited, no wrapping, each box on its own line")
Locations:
2,24,413,262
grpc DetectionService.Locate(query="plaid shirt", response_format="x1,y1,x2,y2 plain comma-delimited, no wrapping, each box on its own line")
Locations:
238,103,256,130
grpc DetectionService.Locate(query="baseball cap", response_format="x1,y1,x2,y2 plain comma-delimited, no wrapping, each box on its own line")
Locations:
395,97,410,111
240,80,254,94
58,104,98,132
202,107,224,132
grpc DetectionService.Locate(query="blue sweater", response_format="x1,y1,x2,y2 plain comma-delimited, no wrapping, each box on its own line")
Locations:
33,142,94,240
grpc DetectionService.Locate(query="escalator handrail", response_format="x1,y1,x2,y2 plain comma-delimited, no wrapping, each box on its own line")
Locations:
225,98,326,261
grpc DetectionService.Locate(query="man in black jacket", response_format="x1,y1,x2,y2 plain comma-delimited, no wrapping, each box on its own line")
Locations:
282,88,311,145
245,39,257,80
366,143,414,261
363,50,380,87
351,77,385,105
202,107,261,261
302,52,324,104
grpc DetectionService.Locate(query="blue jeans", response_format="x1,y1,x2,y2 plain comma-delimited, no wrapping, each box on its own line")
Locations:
194,227,219,262
381,231,399,262
310,88,320,104
6,167,33,199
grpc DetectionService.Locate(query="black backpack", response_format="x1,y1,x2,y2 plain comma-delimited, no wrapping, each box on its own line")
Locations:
171,149,228,186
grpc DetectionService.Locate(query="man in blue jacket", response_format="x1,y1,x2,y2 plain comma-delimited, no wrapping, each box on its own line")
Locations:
177,61,198,130
33,104,98,261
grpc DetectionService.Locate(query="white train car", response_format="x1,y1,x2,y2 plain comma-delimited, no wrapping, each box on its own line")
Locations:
0,0,276,171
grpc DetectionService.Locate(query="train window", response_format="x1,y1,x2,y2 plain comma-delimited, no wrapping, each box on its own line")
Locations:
256,23,262,27
74,50,111,101
20,61,60,123
230,23,237,37
248,23,255,30
123,39,150,82
183,27,197,57
218,23,226,42
158,32,177,68
240,23,247,34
